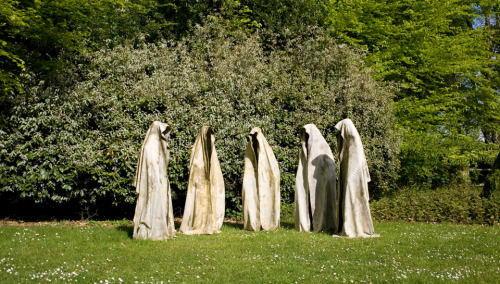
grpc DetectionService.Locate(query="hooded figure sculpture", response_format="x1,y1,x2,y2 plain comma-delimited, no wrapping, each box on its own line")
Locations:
242,127,281,231
133,121,175,240
179,126,225,235
295,124,338,232
335,119,378,238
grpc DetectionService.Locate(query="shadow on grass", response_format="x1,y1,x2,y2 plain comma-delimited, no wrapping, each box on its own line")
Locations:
116,220,184,239
279,220,337,235
117,225,133,239
223,221,243,230
116,220,334,238
280,220,295,230
223,221,295,231
221,220,298,231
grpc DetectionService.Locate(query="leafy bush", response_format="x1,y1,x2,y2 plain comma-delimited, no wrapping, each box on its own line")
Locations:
399,130,499,187
483,151,500,198
0,21,398,218
371,185,500,225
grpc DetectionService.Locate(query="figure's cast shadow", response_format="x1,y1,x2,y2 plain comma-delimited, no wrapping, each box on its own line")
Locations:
117,220,183,239
116,225,133,239
222,221,243,230
117,219,337,238
280,221,294,230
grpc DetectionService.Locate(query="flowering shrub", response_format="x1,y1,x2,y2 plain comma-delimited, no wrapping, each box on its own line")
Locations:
0,22,398,218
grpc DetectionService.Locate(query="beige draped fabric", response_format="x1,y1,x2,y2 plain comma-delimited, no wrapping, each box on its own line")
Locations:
133,121,175,240
295,124,338,232
335,119,378,238
242,127,281,231
179,126,225,235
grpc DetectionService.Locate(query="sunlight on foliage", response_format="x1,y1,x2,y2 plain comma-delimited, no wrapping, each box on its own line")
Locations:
0,21,397,218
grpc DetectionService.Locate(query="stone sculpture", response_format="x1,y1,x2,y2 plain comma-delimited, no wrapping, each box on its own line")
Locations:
179,126,225,235
295,124,338,232
242,127,281,231
335,119,379,238
133,121,175,240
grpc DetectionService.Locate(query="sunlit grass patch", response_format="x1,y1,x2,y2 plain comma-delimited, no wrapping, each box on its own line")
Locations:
0,220,499,282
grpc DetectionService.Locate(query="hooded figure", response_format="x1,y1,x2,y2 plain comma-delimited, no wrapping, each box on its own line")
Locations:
179,126,225,235
335,119,378,238
133,121,175,240
242,127,281,231
295,124,337,232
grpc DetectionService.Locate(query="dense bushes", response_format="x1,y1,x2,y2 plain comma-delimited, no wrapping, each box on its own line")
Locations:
484,151,500,198
371,185,500,225
399,130,499,187
0,22,398,218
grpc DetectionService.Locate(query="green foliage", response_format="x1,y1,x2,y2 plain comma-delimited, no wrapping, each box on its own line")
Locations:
400,130,499,187
0,0,27,104
215,0,262,34
326,1,500,186
327,0,498,136
471,1,500,143
0,0,181,119
0,21,398,217
280,202,295,222
371,185,500,225
2,0,499,212
483,151,500,197
242,0,329,44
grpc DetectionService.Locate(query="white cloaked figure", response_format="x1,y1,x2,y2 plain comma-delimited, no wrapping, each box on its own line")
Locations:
133,121,175,240
295,124,338,232
179,126,225,235
335,119,379,238
242,127,280,231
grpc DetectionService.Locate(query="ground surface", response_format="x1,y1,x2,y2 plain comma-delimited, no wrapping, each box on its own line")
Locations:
0,220,499,283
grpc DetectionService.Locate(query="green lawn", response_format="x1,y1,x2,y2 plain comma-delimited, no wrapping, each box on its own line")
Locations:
0,220,498,283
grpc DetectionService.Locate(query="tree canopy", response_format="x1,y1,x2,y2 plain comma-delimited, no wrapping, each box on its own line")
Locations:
327,0,499,139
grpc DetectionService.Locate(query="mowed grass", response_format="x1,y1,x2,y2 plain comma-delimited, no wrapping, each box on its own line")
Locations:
0,220,499,283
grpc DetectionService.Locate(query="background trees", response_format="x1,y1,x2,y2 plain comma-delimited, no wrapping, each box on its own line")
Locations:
0,0,498,218
327,0,497,134
0,0,187,120
325,0,499,185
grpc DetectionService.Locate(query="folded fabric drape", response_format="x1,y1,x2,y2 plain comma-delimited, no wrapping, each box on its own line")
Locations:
133,121,175,240
242,127,280,231
180,126,225,235
335,119,379,238
295,124,338,232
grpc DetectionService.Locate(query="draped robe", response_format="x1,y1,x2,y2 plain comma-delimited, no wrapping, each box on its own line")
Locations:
295,124,337,232
133,121,175,240
335,119,378,238
179,126,225,235
242,127,280,231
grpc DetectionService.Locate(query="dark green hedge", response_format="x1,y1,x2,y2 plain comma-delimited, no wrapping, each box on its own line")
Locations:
371,185,500,225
